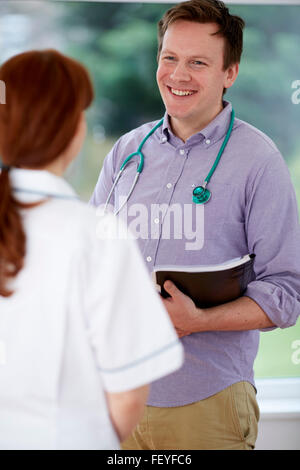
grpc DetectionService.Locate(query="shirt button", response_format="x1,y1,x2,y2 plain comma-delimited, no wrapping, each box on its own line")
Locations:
205,139,211,145
161,136,167,143
154,218,159,224
166,183,172,189
146,256,152,262
179,149,185,155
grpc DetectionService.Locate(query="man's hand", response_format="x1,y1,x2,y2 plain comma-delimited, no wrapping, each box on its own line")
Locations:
161,280,202,338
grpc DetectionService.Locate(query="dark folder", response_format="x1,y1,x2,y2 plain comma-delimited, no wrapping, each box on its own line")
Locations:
153,254,256,308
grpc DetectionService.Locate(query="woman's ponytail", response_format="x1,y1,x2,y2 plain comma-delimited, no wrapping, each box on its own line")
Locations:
0,167,26,297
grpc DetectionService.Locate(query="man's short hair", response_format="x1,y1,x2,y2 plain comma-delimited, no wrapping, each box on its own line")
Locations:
157,0,245,70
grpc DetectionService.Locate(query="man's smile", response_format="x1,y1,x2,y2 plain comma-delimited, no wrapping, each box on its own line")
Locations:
167,85,197,97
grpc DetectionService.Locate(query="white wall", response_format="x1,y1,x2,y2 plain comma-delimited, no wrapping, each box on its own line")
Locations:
255,379,300,450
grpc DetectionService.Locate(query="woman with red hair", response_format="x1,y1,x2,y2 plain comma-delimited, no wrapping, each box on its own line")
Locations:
0,50,182,450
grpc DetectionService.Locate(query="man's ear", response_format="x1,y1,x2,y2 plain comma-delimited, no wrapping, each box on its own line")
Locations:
224,63,239,91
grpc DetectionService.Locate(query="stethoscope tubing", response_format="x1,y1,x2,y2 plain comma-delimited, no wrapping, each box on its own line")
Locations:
104,118,163,214
104,110,235,214
205,108,235,186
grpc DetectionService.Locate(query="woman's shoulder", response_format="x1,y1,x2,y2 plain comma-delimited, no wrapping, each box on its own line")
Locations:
45,199,123,248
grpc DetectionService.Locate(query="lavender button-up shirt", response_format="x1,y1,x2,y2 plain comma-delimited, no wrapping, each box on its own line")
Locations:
90,101,300,406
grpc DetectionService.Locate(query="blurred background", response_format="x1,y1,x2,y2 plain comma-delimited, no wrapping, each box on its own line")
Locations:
0,0,299,382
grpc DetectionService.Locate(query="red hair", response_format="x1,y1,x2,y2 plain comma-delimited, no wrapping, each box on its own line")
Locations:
0,49,94,296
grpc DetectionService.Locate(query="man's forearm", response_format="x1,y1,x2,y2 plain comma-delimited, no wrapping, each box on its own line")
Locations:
162,281,276,335
193,295,275,332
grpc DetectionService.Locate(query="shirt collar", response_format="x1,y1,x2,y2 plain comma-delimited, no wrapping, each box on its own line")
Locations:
10,168,78,200
161,100,233,147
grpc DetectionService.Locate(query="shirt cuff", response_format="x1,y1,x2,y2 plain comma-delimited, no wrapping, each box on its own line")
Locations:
245,280,299,329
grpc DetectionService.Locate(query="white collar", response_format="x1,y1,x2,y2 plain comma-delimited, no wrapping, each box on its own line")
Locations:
10,168,78,200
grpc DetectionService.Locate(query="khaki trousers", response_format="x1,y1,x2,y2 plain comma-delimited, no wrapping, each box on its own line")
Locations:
121,381,260,450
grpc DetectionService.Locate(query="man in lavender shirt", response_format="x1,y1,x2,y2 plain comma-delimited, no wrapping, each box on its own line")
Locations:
90,0,300,450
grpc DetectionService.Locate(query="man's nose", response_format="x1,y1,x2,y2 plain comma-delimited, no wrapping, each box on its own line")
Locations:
170,62,191,82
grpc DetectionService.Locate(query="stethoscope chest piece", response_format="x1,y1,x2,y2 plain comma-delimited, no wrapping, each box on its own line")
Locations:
192,185,211,204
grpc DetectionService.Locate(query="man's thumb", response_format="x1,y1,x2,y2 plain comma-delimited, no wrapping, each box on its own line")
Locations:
164,280,177,295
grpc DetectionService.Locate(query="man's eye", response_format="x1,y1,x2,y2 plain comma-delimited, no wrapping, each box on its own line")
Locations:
192,60,205,66
163,56,176,61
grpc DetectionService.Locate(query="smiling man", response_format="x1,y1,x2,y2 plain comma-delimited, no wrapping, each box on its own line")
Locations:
156,20,238,141
90,0,300,450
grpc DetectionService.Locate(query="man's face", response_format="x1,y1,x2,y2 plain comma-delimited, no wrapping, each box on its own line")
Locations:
156,20,237,130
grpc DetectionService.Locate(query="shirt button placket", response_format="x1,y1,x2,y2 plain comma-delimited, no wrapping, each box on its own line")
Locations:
143,146,187,269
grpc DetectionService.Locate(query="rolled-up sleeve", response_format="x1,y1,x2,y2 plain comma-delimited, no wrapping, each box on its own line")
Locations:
244,152,300,329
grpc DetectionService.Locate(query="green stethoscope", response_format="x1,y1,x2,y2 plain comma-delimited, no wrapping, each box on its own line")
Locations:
104,109,235,215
